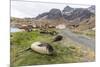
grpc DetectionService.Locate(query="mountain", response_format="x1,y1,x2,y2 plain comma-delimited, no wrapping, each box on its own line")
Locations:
36,6,94,21
36,12,49,19
63,6,74,12
36,8,63,20
63,8,94,21
62,6,74,16
76,16,95,30
34,5,95,30
47,8,63,19
88,5,95,13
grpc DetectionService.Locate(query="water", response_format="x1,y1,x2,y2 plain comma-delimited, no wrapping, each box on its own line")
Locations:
10,27,22,32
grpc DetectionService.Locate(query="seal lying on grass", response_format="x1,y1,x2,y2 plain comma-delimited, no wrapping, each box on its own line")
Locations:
31,42,54,55
52,35,63,42
18,42,54,56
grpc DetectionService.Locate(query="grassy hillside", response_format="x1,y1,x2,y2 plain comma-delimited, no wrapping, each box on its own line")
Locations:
10,30,95,67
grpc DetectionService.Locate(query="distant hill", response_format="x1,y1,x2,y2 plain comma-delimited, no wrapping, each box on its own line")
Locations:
88,5,95,13
11,5,95,30
36,8,63,19
36,5,95,21
63,6,74,13
34,5,95,30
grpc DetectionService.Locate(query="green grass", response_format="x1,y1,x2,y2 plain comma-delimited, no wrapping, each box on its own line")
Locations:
10,30,94,67
72,29,95,39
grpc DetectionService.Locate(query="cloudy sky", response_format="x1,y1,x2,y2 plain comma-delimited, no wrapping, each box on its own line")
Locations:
11,0,95,18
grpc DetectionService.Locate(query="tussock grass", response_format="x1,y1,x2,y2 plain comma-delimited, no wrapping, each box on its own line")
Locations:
72,29,95,39
10,31,95,67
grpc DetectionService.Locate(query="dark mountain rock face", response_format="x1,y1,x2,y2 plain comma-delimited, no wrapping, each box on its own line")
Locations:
33,5,95,30
88,5,95,13
35,5,95,21
63,8,94,21
62,6,74,17
36,12,49,19
63,6,74,12
35,8,63,19
47,8,63,19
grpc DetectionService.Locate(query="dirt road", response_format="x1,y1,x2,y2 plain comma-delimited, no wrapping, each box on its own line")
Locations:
59,29,95,51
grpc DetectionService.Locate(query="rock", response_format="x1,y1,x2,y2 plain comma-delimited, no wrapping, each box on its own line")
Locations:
56,24,66,29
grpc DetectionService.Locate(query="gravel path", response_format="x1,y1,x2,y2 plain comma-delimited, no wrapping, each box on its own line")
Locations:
59,29,95,51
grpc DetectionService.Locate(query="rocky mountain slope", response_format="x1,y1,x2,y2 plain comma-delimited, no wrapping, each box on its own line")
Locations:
11,5,95,31
35,5,95,30
36,5,95,20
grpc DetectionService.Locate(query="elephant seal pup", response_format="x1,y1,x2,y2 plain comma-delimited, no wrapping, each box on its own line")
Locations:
31,42,54,55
